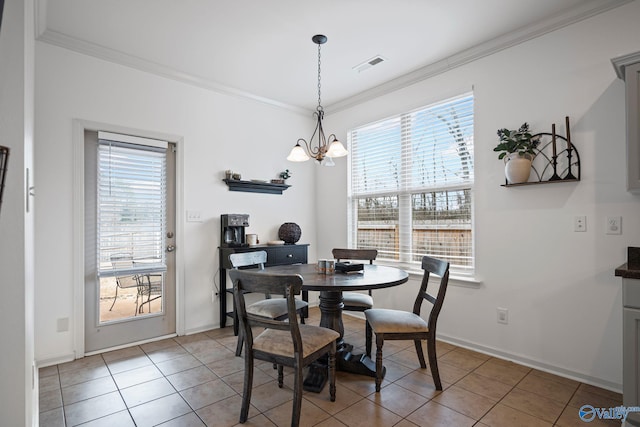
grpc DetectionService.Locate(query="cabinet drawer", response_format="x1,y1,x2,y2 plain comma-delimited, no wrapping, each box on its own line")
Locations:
272,246,307,265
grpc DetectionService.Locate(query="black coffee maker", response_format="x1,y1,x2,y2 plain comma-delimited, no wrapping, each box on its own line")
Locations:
221,214,249,247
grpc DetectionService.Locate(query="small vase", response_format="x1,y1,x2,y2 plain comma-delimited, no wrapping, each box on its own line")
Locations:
504,153,533,184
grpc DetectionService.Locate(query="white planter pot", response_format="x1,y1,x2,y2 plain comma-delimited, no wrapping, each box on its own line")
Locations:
504,153,533,184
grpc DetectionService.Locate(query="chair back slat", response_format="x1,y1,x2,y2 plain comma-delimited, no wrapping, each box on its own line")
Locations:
413,256,450,331
110,253,137,288
331,248,377,264
229,251,267,269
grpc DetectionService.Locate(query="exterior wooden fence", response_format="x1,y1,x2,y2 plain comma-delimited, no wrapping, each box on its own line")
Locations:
357,223,472,268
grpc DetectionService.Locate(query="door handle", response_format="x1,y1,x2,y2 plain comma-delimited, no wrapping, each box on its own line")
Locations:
166,245,176,252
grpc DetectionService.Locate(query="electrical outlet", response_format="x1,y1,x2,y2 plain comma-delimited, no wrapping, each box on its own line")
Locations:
574,215,586,232
497,308,509,324
606,216,622,235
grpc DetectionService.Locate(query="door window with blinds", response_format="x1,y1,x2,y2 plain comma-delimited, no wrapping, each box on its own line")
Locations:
96,132,168,323
348,93,474,275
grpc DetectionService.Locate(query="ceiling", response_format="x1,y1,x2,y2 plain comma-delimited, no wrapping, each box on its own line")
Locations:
37,0,629,113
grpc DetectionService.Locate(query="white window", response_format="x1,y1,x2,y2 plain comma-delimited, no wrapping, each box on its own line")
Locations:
347,93,474,275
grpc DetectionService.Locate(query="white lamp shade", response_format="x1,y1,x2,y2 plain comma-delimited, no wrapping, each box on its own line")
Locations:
287,144,310,162
321,156,335,167
325,139,348,158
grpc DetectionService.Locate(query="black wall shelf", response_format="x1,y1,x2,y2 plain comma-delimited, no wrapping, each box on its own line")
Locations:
223,179,290,195
501,132,581,187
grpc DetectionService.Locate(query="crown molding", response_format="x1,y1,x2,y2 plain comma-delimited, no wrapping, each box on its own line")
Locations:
35,27,310,117
327,0,633,114
35,0,631,116
612,51,640,80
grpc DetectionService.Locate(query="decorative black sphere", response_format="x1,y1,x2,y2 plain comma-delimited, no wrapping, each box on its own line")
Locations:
278,222,302,244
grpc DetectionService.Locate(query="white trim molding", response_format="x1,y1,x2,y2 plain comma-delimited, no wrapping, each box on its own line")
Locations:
72,119,186,358
35,0,631,116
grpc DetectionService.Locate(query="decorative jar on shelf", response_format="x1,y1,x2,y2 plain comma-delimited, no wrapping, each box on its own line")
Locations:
504,153,533,184
494,122,538,185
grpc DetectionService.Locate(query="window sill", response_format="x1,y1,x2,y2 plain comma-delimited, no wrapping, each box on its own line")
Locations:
407,269,481,287
377,261,481,288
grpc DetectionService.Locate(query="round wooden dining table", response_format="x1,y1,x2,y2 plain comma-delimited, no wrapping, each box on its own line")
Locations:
263,263,409,392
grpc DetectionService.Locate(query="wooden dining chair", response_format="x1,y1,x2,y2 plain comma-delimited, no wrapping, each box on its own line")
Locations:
230,269,338,427
332,248,378,313
229,251,307,356
364,255,450,392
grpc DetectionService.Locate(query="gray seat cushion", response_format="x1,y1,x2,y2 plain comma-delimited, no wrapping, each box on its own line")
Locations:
342,292,374,309
365,308,429,333
247,298,308,319
253,325,339,358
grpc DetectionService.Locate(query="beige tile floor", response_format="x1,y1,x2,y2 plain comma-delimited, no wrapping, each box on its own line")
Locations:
39,307,623,427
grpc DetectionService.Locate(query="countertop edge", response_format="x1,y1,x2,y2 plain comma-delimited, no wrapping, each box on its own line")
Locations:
615,263,640,279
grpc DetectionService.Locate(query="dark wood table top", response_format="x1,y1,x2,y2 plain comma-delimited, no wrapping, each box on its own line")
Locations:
263,264,409,292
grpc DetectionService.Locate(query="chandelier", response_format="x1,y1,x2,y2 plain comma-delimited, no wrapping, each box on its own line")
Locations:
287,34,348,166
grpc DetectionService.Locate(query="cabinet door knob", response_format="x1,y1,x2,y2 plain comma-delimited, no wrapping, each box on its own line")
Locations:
287,254,293,258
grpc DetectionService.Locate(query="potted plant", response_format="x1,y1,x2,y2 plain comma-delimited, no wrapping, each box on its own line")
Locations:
494,122,539,184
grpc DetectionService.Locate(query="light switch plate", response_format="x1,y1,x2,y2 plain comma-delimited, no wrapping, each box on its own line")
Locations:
186,210,202,222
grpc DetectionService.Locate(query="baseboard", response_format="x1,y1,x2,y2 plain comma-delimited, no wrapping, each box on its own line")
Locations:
436,332,622,393
341,312,621,393
184,323,219,335
36,352,76,368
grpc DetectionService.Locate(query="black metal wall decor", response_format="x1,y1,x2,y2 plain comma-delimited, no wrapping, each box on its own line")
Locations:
502,117,581,187
0,145,8,212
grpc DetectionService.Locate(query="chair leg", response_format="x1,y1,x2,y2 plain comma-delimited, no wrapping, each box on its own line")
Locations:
235,329,244,357
365,321,372,358
299,311,305,325
375,335,384,392
240,349,253,423
426,337,442,390
414,340,427,369
329,343,336,402
109,286,119,311
302,290,309,318
292,362,303,427
277,365,284,388
232,298,239,336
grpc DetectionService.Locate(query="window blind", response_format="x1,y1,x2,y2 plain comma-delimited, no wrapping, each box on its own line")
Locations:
348,93,474,273
96,133,167,276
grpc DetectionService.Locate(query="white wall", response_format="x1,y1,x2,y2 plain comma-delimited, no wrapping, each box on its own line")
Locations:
33,0,640,392
0,0,36,425
317,2,640,391
34,43,317,362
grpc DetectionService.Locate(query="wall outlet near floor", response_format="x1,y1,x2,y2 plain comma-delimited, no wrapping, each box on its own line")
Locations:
606,216,622,235
497,308,509,324
574,215,587,232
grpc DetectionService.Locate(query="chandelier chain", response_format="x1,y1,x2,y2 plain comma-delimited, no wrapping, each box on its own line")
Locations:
317,43,322,111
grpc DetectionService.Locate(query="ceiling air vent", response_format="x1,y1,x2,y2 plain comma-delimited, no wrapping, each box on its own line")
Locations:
353,55,386,73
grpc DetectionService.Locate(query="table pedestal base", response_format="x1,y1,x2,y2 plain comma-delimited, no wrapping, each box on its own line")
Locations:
337,349,385,379
302,344,386,393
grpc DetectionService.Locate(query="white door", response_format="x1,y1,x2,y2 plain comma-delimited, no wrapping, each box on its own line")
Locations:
84,130,176,353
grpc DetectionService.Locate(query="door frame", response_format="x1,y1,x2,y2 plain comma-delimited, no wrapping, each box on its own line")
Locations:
72,119,185,357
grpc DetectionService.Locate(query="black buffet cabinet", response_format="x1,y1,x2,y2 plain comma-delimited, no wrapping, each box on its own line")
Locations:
219,244,309,328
